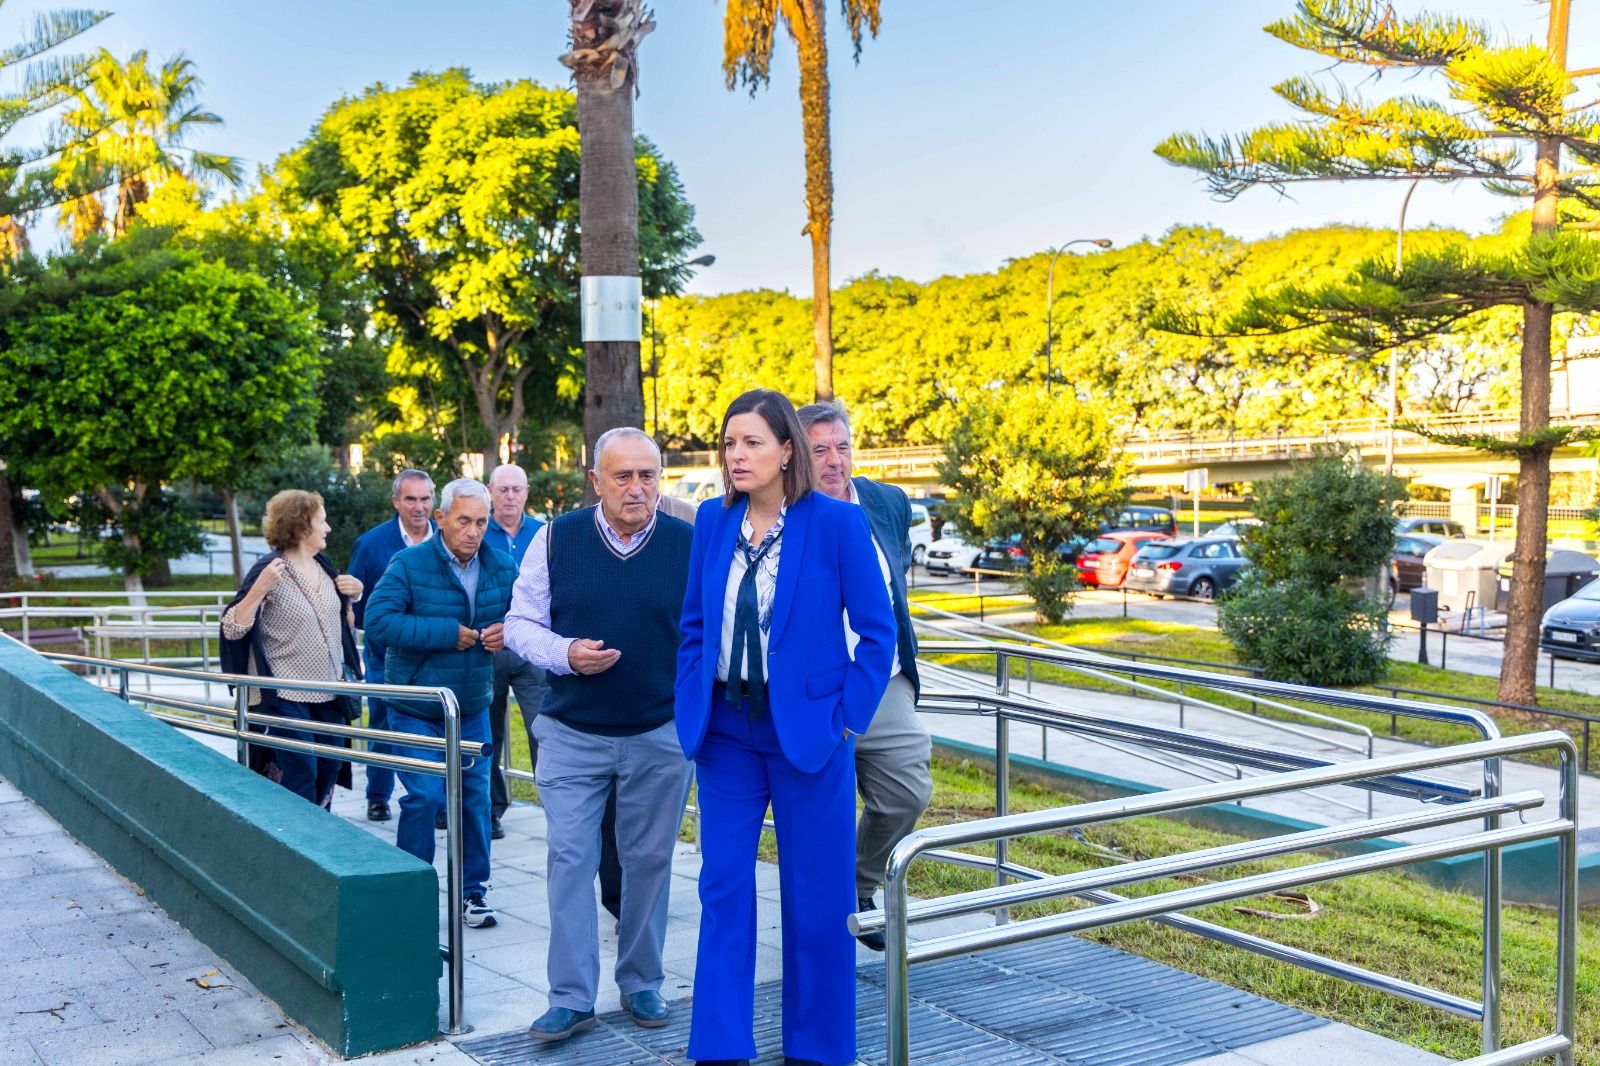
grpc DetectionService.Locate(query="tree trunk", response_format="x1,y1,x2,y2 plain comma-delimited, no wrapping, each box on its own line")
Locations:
572,2,646,503
0,471,17,588
1498,2,1569,706
221,487,245,586
795,0,835,401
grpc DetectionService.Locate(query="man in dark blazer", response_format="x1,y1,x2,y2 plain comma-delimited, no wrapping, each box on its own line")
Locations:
797,402,932,953
348,469,437,822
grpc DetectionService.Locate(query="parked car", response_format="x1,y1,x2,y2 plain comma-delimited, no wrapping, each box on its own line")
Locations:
1540,578,1600,662
1111,505,1178,537
1075,531,1172,587
1209,517,1261,539
1386,532,1446,606
668,468,721,504
1395,516,1466,539
908,503,933,566
924,524,983,575
1124,538,1249,600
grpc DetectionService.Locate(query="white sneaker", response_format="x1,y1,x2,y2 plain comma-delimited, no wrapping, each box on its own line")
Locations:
463,894,497,928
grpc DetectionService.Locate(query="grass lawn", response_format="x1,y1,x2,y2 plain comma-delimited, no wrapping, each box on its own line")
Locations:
918,614,1600,773
910,756,1598,1063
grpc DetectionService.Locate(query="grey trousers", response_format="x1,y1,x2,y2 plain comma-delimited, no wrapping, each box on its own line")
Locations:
533,713,690,1012
855,673,933,897
490,647,549,819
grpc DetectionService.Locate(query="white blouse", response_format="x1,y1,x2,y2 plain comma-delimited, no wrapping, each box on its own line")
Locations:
716,508,785,683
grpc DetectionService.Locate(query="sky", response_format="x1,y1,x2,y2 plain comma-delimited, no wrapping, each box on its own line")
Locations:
7,0,1598,295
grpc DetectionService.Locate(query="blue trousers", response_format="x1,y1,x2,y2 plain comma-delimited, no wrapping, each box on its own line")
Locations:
389,708,492,900
688,692,858,1065
363,645,396,803
269,699,345,808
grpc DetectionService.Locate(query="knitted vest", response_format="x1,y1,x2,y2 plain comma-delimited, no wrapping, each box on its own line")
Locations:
542,507,693,736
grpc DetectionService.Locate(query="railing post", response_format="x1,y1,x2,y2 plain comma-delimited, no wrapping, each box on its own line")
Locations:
1481,754,1503,1056
1555,750,1579,1066
995,652,1011,922
234,682,250,766
442,690,469,1036
884,847,913,1066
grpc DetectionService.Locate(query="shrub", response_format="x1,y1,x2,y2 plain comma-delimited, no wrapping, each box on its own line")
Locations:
1219,577,1391,686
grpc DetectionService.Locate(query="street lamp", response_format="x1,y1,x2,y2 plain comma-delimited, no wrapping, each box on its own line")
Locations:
1044,238,1112,394
650,254,716,438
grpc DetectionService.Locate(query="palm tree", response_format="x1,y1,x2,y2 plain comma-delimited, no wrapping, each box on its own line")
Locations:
722,0,880,401
562,1,655,484
53,49,241,244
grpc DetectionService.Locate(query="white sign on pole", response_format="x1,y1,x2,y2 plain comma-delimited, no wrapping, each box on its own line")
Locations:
580,275,642,342
1485,475,1503,502
1183,468,1210,494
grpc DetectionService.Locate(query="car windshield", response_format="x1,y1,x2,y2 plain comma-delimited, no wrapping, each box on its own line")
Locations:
1575,580,1600,602
1084,537,1123,554
1136,544,1182,561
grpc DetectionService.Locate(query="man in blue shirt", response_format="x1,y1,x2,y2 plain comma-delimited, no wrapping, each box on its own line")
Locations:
348,469,437,822
483,462,546,839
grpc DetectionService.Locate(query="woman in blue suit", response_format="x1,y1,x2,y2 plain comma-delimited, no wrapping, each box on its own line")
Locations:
677,389,896,1066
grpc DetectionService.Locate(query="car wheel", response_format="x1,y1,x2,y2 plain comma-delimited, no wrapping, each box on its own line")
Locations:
912,544,926,566
1385,567,1399,609
1191,577,1216,601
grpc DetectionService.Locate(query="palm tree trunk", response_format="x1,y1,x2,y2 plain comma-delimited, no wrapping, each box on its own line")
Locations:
571,1,646,501
795,0,835,401
1498,1,1569,706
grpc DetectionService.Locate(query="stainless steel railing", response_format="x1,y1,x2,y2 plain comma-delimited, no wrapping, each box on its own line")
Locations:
866,729,1578,1066
32,649,486,1038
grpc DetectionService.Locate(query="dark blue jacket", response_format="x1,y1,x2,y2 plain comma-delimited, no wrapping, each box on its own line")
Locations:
363,536,517,719
676,491,895,774
348,517,437,633
853,476,922,697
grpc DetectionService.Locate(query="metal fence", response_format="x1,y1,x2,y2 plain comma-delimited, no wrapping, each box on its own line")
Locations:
867,640,1578,1066
30,649,486,1037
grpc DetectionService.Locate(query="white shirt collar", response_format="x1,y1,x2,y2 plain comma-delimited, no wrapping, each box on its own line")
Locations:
398,516,434,547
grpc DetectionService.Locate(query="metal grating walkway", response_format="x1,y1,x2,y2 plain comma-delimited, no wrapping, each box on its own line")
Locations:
456,937,1327,1066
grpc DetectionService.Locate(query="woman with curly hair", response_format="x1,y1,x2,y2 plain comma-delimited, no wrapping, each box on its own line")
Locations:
220,490,365,807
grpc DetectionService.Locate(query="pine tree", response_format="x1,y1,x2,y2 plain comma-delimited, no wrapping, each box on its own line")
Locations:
1156,0,1600,705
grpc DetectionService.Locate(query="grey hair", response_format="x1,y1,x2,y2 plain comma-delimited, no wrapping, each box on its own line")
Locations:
592,427,662,472
796,400,851,437
391,468,435,499
438,478,490,514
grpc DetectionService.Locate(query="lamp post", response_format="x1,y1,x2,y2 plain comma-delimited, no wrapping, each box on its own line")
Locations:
650,253,716,439
1044,238,1112,393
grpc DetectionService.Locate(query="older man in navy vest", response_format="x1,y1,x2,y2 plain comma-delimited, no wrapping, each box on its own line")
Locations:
798,402,932,954
504,427,693,1043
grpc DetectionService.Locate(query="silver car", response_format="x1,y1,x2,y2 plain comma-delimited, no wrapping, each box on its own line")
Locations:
1124,538,1248,600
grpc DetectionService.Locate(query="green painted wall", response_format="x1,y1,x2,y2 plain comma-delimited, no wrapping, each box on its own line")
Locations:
0,641,440,1057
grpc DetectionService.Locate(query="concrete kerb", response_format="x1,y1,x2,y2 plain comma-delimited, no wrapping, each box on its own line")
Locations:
932,735,1598,907
0,641,439,1057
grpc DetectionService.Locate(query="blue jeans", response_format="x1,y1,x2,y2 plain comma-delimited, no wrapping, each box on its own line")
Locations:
389,708,492,900
363,645,396,803
269,698,346,808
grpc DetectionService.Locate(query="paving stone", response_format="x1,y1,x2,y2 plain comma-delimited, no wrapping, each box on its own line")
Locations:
25,1014,212,1066
0,1037,43,1065
158,1032,327,1066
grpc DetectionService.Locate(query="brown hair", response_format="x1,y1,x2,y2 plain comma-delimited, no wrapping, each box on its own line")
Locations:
262,490,325,552
719,389,815,508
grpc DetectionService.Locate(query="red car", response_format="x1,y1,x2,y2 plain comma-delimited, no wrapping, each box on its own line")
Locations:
1077,531,1173,587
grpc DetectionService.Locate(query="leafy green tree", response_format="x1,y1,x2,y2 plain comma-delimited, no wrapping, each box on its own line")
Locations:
284,69,699,477
52,48,241,244
937,389,1128,623
0,239,321,593
1222,452,1402,686
1155,0,1600,704
722,0,882,401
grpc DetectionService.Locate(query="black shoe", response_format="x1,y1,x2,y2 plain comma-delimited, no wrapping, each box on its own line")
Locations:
855,895,885,952
366,801,390,822
620,989,670,1028
490,816,505,840
435,810,447,831
694,1061,751,1066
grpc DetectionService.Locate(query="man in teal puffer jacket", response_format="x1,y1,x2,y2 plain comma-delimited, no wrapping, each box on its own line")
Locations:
365,477,518,929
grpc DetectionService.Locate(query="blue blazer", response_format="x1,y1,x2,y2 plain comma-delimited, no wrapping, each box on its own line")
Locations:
348,517,437,632
853,476,921,697
676,490,896,774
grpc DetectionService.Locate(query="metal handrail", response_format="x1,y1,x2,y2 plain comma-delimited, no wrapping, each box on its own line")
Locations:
875,728,1577,1066
34,649,476,1037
